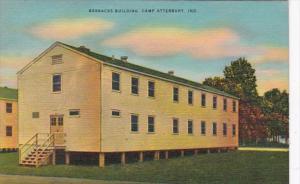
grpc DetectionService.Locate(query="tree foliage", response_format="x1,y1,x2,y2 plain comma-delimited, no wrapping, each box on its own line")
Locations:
202,57,289,144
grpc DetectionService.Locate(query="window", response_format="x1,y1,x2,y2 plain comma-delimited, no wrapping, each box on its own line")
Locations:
173,118,179,134
6,103,12,113
188,90,193,105
148,81,155,97
173,87,179,102
148,116,155,133
232,124,236,136
188,120,193,134
58,116,63,126
52,74,61,92
201,121,206,135
112,110,120,117
223,98,227,111
6,126,12,136
69,109,80,117
223,123,227,136
32,112,39,118
233,100,237,112
50,116,56,126
50,115,63,126
51,54,62,64
112,72,120,91
212,122,217,135
201,93,206,107
213,96,217,109
131,77,139,94
131,114,138,132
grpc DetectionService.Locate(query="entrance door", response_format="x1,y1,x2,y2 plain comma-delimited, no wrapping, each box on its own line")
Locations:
50,115,64,145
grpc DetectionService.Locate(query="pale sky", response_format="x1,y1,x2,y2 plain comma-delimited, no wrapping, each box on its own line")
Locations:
0,0,288,95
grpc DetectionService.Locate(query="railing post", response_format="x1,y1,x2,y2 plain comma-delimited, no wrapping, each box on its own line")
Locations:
19,147,21,164
36,134,38,146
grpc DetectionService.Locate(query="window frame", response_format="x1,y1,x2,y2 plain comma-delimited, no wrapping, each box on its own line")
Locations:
32,112,39,118
69,109,80,117
201,93,206,107
131,77,139,95
147,115,155,133
52,74,62,93
213,96,217,109
111,109,121,118
50,116,57,126
232,124,236,136
223,123,227,136
172,118,179,134
6,126,12,137
57,115,64,126
173,87,179,102
148,81,155,98
112,72,121,92
233,100,237,112
131,114,139,132
223,98,227,111
188,90,193,105
201,121,206,135
188,120,193,135
6,103,12,113
212,122,217,136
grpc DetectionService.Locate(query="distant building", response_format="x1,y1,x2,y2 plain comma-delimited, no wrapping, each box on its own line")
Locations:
0,86,18,151
18,42,239,167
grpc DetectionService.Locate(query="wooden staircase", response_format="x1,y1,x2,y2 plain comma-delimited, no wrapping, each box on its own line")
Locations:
19,133,56,167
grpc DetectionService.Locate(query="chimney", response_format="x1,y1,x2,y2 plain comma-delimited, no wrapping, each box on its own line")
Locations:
120,56,128,62
168,70,175,75
78,46,90,52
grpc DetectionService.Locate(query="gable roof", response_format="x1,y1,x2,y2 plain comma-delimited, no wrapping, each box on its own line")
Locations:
0,87,18,101
58,42,238,99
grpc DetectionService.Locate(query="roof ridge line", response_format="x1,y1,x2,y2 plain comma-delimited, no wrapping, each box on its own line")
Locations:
58,41,239,99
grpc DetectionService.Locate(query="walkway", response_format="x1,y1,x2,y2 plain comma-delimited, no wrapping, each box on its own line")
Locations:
0,174,154,184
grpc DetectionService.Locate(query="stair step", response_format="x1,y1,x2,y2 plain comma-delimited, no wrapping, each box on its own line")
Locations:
29,152,51,156
22,161,36,164
19,133,58,167
34,149,51,151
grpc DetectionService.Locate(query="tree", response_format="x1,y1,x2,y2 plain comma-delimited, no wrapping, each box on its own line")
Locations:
202,77,227,92
202,57,289,145
223,57,258,103
263,88,289,116
262,89,289,143
239,101,268,144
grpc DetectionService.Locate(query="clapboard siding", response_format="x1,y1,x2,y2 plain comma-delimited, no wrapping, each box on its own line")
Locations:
18,43,238,154
0,99,18,149
101,65,238,152
18,45,101,152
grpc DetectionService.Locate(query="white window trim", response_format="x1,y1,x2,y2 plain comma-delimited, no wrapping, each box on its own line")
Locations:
69,109,80,118
111,71,121,93
111,109,121,118
131,76,139,96
52,73,62,94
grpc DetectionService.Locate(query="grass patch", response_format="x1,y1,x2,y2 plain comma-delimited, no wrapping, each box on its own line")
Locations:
0,151,288,184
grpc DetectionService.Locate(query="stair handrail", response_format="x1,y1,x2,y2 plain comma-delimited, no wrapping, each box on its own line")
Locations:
35,134,55,167
19,133,38,164
19,133,37,150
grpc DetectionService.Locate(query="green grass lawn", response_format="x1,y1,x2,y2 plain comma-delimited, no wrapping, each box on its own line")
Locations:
0,151,288,184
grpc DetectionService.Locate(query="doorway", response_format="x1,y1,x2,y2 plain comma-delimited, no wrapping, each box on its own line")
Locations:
50,115,64,145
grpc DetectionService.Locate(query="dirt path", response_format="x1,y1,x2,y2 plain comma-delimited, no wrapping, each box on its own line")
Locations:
238,147,289,152
0,174,153,184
